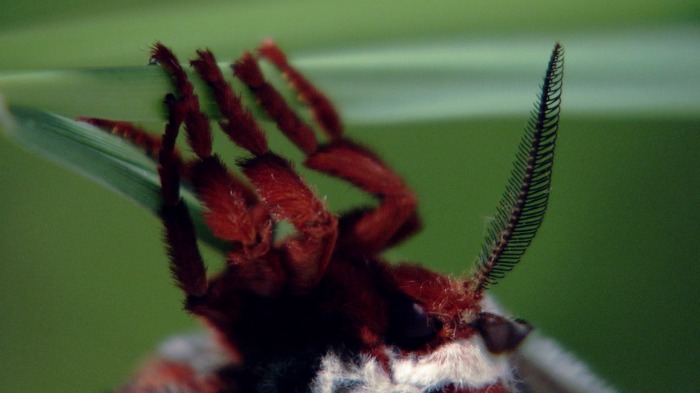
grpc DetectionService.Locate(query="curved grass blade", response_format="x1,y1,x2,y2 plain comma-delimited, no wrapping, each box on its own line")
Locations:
469,43,564,292
0,65,264,123
0,101,226,254
0,30,696,126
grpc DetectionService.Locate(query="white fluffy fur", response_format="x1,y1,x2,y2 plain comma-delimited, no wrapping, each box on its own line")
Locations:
156,331,234,374
151,327,616,392
311,338,511,393
151,332,511,392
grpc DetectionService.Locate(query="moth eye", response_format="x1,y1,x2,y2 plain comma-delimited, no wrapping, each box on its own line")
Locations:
387,299,442,348
474,312,533,354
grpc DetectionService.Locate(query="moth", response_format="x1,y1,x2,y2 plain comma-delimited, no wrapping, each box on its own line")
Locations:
78,41,612,392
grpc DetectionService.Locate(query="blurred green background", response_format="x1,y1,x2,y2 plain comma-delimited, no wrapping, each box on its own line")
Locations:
0,1,698,392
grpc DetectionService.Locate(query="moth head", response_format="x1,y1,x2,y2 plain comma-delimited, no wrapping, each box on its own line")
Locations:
385,263,533,355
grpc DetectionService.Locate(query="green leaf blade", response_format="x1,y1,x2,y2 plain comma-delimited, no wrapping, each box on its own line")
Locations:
2,29,698,126
0,103,225,253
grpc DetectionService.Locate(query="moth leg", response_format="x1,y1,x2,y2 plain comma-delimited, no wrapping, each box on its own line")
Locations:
156,88,208,301
79,118,167,161
191,48,338,294
256,40,420,255
306,140,419,255
152,44,289,307
257,39,342,140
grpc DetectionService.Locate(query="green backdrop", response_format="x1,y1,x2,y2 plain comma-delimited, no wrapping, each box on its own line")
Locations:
1,1,698,392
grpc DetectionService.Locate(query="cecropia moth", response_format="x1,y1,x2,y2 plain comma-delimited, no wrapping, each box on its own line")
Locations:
33,40,613,392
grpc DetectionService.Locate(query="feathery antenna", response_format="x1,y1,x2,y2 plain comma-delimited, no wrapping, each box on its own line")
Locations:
469,43,564,293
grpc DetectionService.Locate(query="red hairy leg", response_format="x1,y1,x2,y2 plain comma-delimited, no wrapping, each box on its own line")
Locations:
253,41,420,254
79,117,211,190
257,39,342,139
79,118,165,160
190,48,338,294
190,49,268,156
151,44,282,300
234,51,317,155
241,155,338,293
76,117,207,186
157,92,207,298
306,141,419,255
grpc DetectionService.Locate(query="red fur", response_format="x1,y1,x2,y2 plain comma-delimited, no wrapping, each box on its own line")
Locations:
306,140,418,254
241,153,337,292
182,102,213,159
190,50,268,155
153,44,213,159
234,52,317,154
158,95,186,206
78,118,164,159
258,39,343,139
151,43,195,98
391,264,481,345
161,201,208,297
190,157,271,261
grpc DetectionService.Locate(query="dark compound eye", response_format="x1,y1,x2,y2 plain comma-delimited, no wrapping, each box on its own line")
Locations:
387,299,442,348
473,312,533,354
